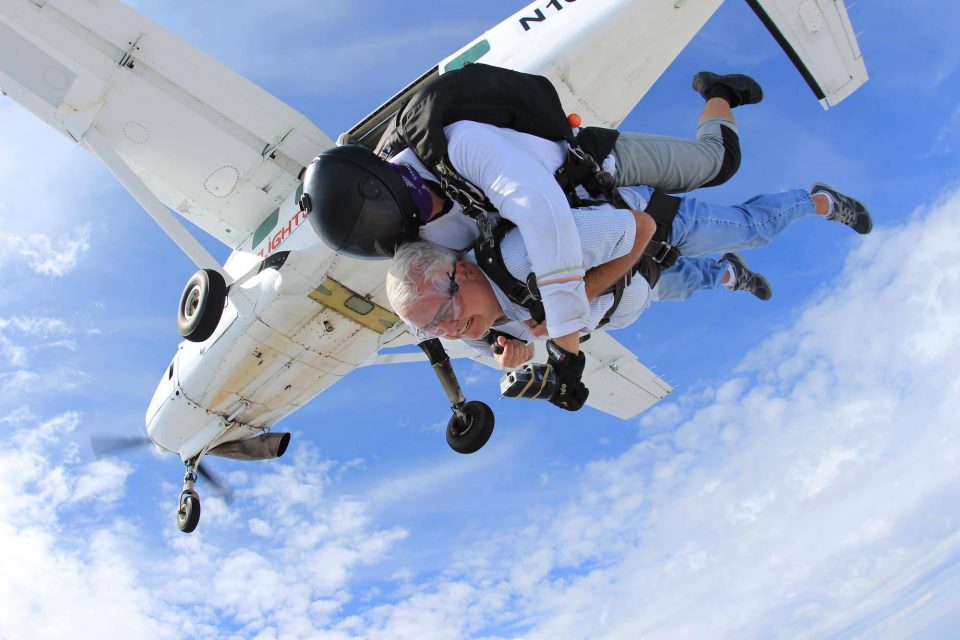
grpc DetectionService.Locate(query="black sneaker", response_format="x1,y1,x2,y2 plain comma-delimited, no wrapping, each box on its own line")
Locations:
722,253,772,301
810,182,873,234
692,72,763,108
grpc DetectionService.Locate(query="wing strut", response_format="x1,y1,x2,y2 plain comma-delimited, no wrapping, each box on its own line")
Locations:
83,129,223,272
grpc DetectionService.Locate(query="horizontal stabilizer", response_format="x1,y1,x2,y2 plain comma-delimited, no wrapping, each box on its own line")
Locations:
578,332,673,419
747,0,868,108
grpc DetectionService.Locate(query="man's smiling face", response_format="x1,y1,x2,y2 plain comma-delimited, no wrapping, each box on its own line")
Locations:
403,261,503,340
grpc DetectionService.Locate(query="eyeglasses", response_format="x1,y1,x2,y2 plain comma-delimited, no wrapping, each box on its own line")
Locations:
416,258,461,338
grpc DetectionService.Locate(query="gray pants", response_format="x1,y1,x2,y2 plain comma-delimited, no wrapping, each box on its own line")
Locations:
611,118,738,193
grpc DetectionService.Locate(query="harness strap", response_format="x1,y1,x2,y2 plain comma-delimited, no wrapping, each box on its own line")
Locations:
553,127,622,208
474,222,546,324
597,272,630,328
433,158,498,247
629,190,682,291
633,256,662,290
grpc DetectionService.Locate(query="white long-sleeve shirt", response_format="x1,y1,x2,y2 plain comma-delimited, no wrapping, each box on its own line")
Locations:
391,120,616,339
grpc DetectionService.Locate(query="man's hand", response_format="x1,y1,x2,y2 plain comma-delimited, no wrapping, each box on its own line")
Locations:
545,340,589,411
525,323,580,355
494,336,534,369
524,319,548,337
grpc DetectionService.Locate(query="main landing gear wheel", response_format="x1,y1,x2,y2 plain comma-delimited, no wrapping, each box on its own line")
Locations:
177,268,227,342
446,400,495,454
177,490,201,533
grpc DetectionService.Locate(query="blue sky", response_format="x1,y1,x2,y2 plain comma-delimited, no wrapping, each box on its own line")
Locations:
2,1,960,638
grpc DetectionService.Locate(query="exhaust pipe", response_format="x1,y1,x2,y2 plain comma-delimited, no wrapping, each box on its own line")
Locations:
207,432,291,461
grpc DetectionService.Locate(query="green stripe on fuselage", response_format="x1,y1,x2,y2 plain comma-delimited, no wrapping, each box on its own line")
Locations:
252,208,279,249
443,39,491,72
251,184,305,250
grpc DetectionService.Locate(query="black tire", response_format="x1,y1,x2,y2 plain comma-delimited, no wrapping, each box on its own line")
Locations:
446,401,495,454
177,269,227,342
177,490,201,533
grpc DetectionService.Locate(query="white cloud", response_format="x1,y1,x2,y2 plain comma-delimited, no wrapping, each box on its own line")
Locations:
0,227,91,277
311,187,960,639
70,458,134,504
0,368,88,399
3,187,960,638
0,315,75,366
0,415,409,640
0,104,100,280
0,317,72,337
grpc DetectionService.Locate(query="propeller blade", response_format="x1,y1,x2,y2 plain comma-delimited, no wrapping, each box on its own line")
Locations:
197,462,234,504
90,435,235,505
90,435,153,458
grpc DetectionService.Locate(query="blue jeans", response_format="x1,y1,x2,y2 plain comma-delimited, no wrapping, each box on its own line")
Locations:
653,256,726,301
668,189,815,256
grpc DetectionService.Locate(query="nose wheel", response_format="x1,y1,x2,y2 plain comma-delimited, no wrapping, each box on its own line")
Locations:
176,462,201,533
446,400,495,454
177,490,201,533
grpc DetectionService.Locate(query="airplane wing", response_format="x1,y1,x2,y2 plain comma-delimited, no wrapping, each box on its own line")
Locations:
747,0,868,108
578,331,673,419
348,0,867,148
454,332,672,420
367,331,672,421
348,0,728,146
0,0,332,250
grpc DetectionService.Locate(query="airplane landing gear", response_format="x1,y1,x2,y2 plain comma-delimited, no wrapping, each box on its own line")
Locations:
178,268,226,342
177,490,201,533
176,461,201,533
419,339,495,454
446,400,495,454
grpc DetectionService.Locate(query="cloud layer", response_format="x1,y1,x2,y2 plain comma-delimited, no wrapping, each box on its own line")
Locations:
2,184,959,639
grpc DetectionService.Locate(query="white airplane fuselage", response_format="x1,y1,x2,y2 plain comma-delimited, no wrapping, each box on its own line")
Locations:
145,184,401,460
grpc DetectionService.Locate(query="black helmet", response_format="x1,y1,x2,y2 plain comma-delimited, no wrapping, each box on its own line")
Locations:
300,145,421,259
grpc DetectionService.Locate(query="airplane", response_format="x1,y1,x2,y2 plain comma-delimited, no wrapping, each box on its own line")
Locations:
0,0,868,533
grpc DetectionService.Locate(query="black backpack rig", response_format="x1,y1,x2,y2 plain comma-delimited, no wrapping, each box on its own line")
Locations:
370,63,680,325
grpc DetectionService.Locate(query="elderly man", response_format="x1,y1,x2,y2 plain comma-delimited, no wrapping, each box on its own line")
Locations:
386,182,871,411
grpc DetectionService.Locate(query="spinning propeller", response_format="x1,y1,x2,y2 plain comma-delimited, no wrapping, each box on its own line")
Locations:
89,434,234,503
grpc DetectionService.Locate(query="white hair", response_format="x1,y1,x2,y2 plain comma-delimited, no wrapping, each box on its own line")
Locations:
386,241,461,318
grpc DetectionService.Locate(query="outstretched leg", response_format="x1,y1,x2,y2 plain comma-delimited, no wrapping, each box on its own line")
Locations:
669,189,815,257
652,254,771,302
611,72,762,193
667,186,872,258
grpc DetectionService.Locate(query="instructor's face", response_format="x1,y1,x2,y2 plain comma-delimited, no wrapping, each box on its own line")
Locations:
405,262,502,340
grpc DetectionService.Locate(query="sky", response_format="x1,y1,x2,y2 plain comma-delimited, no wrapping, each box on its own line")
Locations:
1,1,960,638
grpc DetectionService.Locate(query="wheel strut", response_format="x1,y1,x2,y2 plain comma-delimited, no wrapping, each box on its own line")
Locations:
418,338,467,420
176,458,202,533
418,338,495,452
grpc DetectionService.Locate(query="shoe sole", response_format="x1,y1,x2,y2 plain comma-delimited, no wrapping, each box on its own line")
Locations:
692,72,763,105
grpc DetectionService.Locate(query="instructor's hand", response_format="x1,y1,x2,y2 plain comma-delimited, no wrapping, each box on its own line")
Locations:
545,340,589,412
524,319,548,337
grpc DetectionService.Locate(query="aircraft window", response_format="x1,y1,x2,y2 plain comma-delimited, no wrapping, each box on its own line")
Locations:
168,361,174,380
344,295,374,315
